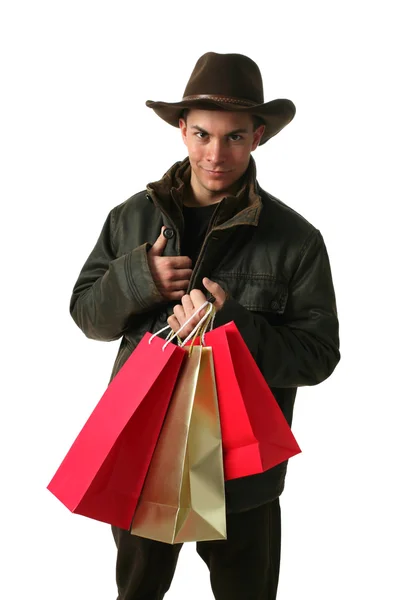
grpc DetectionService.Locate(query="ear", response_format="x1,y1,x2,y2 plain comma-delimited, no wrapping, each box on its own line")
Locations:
179,118,188,147
251,124,265,151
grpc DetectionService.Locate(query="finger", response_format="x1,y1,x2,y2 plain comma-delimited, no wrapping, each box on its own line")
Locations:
149,227,168,257
189,288,208,309
166,256,193,269
154,269,190,288
169,268,193,281
165,290,186,301
165,280,190,292
203,277,226,310
173,304,186,326
167,316,192,340
181,294,195,318
167,314,181,333
175,300,202,335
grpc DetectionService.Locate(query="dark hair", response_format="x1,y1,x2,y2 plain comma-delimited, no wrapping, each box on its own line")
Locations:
180,108,264,132
251,115,265,131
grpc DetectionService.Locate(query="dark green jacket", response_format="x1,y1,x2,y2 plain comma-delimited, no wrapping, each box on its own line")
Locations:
70,157,340,513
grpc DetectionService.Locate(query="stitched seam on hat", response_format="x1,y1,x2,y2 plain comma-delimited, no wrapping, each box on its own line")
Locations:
184,95,256,106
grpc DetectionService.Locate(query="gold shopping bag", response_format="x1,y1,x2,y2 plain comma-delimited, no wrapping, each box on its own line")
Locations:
130,340,226,544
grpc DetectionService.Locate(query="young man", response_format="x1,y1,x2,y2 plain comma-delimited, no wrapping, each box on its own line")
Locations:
70,52,340,600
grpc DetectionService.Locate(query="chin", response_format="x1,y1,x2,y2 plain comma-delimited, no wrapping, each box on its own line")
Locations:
204,182,230,194
203,174,235,189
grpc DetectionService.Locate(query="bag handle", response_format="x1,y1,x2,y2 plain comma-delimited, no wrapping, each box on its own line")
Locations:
194,305,216,346
149,301,215,351
180,303,216,349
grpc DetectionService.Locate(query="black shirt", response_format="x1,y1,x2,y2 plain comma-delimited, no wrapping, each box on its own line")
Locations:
181,203,217,265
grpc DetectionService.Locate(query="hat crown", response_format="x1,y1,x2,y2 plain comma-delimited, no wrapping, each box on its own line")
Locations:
183,52,264,104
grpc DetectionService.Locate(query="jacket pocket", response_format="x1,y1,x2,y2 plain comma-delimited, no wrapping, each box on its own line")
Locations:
211,271,288,315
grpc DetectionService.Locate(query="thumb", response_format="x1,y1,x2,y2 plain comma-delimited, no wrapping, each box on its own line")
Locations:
149,227,168,256
203,277,227,310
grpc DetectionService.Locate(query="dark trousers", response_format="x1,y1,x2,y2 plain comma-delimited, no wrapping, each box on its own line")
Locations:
112,499,281,600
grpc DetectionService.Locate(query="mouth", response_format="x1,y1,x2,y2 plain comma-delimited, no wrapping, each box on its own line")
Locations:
202,167,232,177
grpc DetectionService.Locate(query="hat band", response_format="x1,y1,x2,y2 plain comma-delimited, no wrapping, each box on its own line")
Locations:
182,94,258,107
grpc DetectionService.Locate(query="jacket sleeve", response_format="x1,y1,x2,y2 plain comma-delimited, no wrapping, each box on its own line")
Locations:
70,209,164,341
213,229,340,388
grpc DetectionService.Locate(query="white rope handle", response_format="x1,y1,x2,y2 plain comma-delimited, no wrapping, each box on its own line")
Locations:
180,303,216,348
178,302,214,349
148,301,213,351
148,324,171,345
163,301,213,350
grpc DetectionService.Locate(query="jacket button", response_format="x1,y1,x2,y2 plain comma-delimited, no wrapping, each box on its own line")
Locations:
146,194,152,201
270,300,280,311
163,228,175,240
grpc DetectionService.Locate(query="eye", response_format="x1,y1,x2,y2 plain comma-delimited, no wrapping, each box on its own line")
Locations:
195,131,208,139
228,134,242,142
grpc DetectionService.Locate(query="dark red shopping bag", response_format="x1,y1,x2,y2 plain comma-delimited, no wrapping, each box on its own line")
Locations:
47,334,185,529
204,321,301,480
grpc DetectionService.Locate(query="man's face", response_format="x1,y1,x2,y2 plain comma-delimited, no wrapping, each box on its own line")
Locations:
179,109,265,201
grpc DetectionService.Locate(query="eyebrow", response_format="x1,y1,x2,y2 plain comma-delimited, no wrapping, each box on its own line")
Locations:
190,125,250,135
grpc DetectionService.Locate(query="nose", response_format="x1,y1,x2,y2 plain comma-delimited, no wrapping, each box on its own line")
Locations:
206,139,226,166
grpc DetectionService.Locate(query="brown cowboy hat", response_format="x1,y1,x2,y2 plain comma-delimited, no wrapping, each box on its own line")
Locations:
146,52,296,146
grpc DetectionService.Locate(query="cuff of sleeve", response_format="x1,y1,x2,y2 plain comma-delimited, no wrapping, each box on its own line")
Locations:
213,297,262,358
213,297,250,329
125,243,164,310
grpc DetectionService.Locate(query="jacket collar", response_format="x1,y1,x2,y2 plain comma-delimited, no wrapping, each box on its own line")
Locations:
146,156,263,232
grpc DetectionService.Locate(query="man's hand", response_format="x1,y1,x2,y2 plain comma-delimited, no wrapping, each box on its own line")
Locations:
148,227,193,301
167,278,227,340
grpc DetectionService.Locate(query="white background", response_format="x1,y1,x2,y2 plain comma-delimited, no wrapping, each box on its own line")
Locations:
1,1,400,598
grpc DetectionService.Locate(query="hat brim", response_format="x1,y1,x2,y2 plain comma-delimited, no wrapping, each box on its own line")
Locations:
145,98,295,145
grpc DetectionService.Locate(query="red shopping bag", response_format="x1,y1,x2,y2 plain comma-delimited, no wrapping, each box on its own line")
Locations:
204,321,301,480
47,334,185,529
